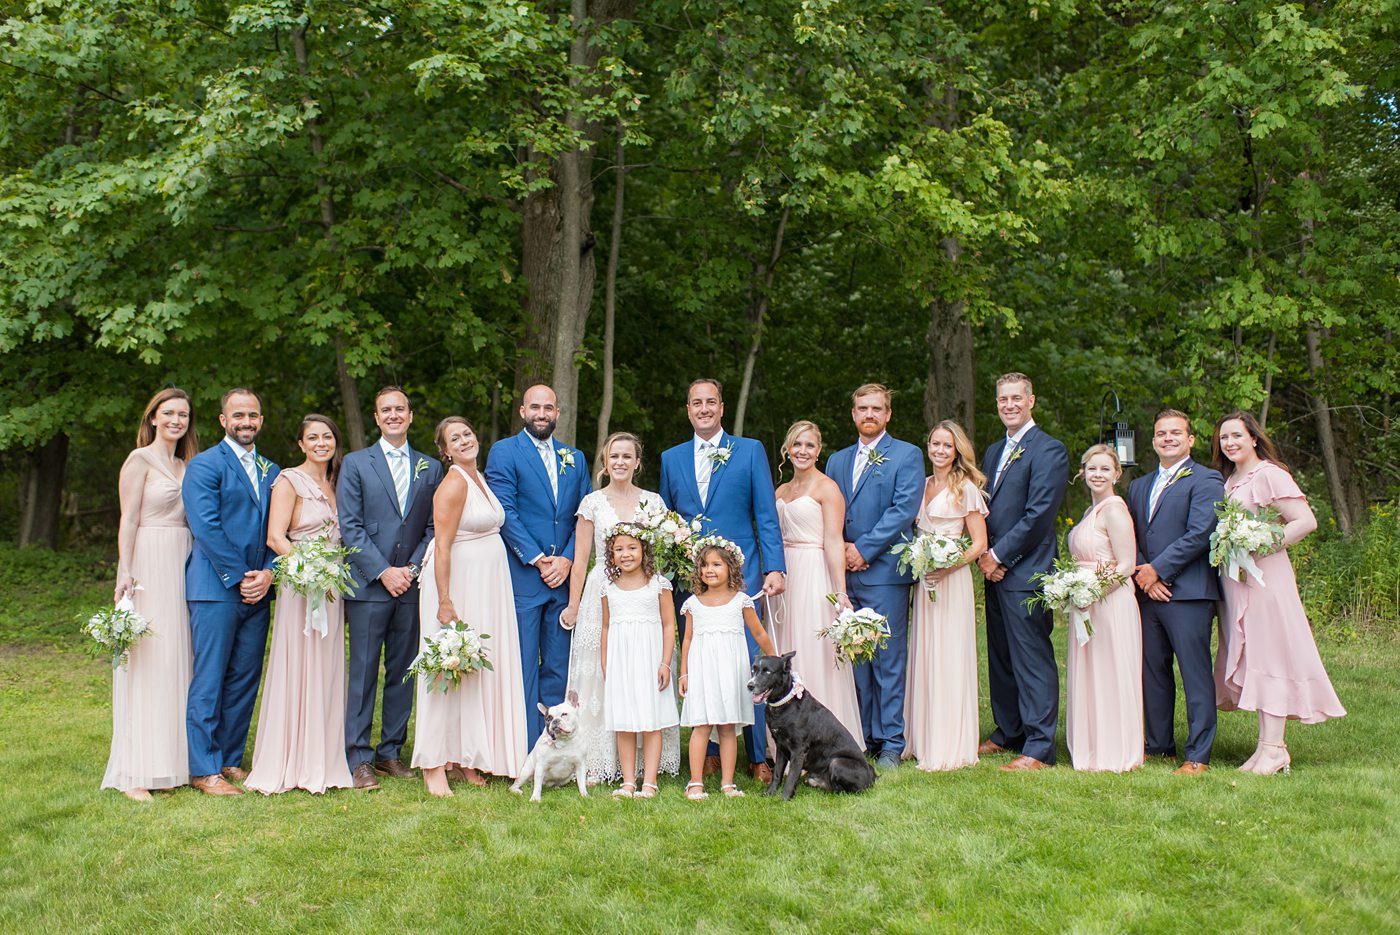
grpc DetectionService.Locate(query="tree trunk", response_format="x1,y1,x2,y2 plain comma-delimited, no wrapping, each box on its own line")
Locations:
733,205,791,437
294,23,365,450
922,236,975,435
594,134,625,460
1258,330,1277,429
1304,328,1355,537
19,433,68,549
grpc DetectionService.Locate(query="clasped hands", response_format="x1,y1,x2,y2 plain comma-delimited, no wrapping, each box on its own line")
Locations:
379,565,415,597
535,555,572,589
239,568,273,604
976,552,1007,582
1132,563,1172,602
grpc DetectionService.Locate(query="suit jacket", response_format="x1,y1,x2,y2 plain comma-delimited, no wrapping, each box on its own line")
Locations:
182,441,280,602
1126,457,1224,602
824,434,923,587
337,441,443,603
658,431,785,593
485,429,592,601
982,425,1069,592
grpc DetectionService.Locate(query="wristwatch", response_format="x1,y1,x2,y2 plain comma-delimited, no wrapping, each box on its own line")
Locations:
406,563,420,581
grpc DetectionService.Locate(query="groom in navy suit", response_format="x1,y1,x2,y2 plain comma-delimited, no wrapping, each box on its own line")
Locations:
486,384,591,740
825,383,923,769
182,388,279,796
659,377,786,782
1126,409,1225,775
338,387,444,789
976,372,1068,770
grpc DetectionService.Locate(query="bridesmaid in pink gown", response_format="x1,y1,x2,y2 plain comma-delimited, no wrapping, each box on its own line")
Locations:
245,415,353,794
903,420,988,771
1212,411,1345,775
773,421,864,747
414,417,529,796
1064,444,1144,773
104,388,198,801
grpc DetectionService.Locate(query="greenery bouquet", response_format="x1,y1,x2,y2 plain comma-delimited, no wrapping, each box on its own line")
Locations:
82,590,151,669
272,533,359,637
1024,556,1127,646
820,602,890,667
1210,501,1285,585
405,620,493,693
631,500,704,581
891,531,971,601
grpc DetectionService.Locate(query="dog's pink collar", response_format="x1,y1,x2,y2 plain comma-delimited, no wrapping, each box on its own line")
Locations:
767,674,805,708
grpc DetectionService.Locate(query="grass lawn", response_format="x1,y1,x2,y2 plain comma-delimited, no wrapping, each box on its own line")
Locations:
1,547,1397,933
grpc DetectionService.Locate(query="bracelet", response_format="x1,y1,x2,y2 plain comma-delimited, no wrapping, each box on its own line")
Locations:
660,663,671,670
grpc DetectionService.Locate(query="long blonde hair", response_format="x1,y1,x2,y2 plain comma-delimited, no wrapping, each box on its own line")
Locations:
594,432,642,487
929,420,986,510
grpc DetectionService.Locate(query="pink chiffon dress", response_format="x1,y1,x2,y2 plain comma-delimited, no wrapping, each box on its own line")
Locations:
413,465,528,777
903,480,986,771
1214,462,1345,723
773,496,864,748
101,448,193,793
245,469,353,794
1064,495,1144,772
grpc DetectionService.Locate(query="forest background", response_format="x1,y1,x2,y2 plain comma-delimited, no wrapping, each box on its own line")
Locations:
1,1,1396,629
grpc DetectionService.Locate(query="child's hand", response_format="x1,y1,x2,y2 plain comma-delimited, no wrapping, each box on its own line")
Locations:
678,673,688,697
657,663,671,691
559,604,577,630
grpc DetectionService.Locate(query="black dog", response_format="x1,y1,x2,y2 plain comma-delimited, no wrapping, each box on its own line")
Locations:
748,651,876,799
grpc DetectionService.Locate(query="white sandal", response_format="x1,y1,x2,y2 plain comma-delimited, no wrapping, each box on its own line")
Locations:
720,783,745,798
635,782,658,799
612,781,636,799
684,781,708,801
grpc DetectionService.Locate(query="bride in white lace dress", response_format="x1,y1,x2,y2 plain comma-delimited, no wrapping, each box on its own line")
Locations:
560,433,681,783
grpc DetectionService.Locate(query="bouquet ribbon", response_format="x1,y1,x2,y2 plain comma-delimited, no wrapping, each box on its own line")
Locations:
304,592,330,638
1225,549,1266,586
1067,607,1092,647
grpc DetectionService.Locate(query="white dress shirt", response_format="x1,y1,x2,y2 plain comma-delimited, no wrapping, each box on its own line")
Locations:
1148,457,1190,519
989,419,1036,565
852,431,888,485
379,437,412,514
693,431,724,505
224,435,260,500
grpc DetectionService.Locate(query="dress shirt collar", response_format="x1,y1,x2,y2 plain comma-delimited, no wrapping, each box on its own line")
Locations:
858,431,888,455
1005,419,1036,448
693,430,724,453
379,437,409,459
1156,456,1191,483
223,434,256,462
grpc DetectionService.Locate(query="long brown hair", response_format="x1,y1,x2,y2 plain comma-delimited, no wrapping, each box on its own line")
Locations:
595,432,642,488
297,414,344,484
1211,410,1286,480
136,387,199,461
689,544,745,594
928,420,986,510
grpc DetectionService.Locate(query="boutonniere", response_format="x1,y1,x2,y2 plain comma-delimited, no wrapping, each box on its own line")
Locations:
866,449,888,467
708,442,734,466
556,447,577,475
1164,467,1192,490
1004,445,1024,467
413,457,430,481
255,456,273,482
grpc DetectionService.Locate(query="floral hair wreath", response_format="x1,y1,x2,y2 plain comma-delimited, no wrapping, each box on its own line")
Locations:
690,533,745,568
606,522,650,543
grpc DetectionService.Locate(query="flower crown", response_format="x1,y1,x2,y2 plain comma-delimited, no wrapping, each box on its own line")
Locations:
691,534,745,567
606,522,651,544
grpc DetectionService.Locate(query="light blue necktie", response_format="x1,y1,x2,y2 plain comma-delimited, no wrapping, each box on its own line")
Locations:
389,449,409,514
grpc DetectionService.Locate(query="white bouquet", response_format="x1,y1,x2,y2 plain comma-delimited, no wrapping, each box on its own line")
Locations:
891,531,971,601
1024,557,1127,646
272,533,360,637
83,590,151,669
1210,501,1285,585
631,500,704,581
405,620,493,693
819,601,890,667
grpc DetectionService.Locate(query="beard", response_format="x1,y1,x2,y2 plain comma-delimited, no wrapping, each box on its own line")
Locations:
525,418,557,441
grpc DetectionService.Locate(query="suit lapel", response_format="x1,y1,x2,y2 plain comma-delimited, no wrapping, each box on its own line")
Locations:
401,446,426,516
368,445,403,517
1148,458,1192,525
702,432,730,512
521,431,558,507
220,442,261,508
991,427,1036,498
830,448,853,502
851,435,890,503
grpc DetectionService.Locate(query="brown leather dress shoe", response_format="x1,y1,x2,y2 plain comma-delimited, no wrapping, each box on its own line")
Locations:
1174,761,1209,775
220,766,249,783
977,740,1010,755
373,758,416,779
351,763,381,790
702,755,721,777
999,755,1048,772
749,762,774,784
192,774,244,796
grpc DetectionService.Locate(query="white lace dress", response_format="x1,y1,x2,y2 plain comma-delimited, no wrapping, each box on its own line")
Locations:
603,575,681,732
568,489,680,781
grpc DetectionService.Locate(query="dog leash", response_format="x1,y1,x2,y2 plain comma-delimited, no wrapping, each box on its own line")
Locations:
750,589,806,703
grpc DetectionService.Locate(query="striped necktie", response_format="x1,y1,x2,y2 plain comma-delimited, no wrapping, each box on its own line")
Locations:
389,449,409,514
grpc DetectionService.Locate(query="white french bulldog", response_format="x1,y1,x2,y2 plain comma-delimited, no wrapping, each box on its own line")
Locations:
510,690,588,802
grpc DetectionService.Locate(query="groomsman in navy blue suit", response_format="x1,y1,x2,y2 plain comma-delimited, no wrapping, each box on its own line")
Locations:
659,377,786,782
337,387,443,790
486,384,591,741
182,388,279,795
977,373,1069,770
1126,409,1225,775
824,383,923,769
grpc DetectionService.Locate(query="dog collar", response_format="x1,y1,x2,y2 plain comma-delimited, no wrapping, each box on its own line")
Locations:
767,674,806,708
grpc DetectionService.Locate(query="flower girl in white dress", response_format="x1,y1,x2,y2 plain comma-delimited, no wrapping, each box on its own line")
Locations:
679,538,776,800
600,526,679,799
